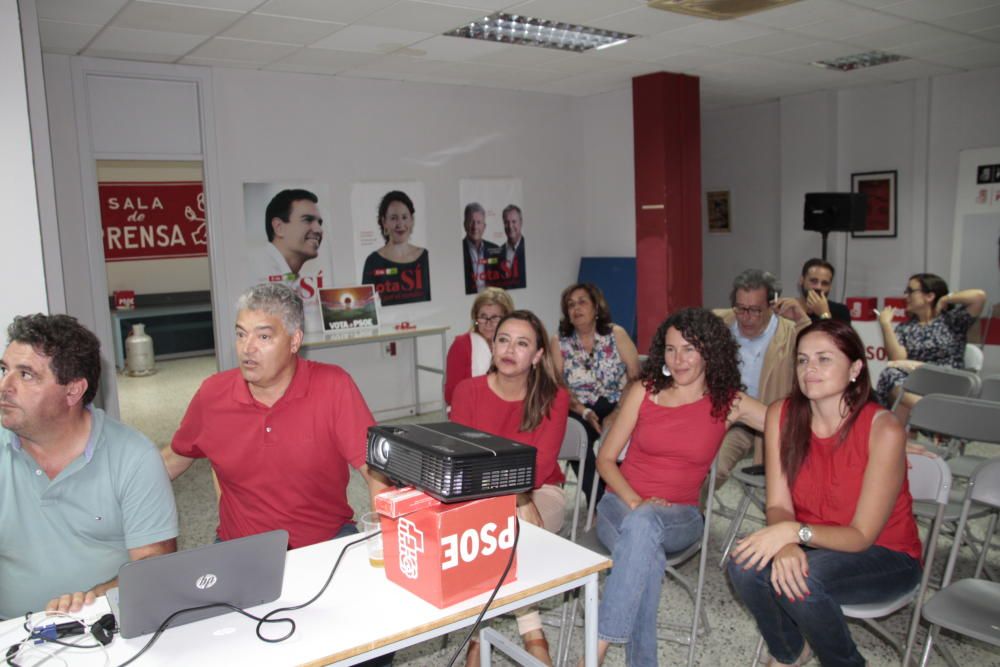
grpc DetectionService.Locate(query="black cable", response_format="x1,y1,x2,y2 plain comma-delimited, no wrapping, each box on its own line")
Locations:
114,530,379,667
445,515,521,667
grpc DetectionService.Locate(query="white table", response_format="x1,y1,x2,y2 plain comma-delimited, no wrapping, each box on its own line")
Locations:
301,324,449,416
0,523,610,666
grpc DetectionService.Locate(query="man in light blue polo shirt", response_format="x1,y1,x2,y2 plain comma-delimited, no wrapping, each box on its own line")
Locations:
713,269,810,487
0,314,177,619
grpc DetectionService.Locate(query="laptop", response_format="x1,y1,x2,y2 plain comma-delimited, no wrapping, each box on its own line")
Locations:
107,529,289,638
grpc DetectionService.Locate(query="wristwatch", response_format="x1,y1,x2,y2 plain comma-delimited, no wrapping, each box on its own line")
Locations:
819,312,832,320
798,523,813,545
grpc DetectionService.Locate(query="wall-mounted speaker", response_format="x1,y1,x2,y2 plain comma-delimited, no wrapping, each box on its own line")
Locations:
803,193,867,233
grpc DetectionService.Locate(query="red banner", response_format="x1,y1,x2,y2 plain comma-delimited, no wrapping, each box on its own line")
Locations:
99,181,207,261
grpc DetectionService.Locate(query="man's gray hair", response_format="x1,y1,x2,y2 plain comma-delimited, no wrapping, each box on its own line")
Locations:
237,283,304,334
730,269,782,305
463,202,485,226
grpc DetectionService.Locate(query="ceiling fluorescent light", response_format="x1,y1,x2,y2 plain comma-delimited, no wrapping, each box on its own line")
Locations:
647,0,803,20
444,13,635,52
812,51,907,72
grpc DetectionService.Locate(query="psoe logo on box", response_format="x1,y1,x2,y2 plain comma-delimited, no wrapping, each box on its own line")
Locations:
398,517,425,580
440,516,516,571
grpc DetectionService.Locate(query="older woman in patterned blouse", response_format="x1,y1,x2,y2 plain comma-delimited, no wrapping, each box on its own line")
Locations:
875,273,985,423
552,283,640,505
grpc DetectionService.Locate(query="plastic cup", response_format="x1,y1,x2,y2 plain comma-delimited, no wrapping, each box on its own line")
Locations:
359,512,384,568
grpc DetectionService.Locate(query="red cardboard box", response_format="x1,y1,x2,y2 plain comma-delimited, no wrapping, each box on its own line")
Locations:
376,488,517,608
884,297,908,322
846,297,877,321
114,290,136,310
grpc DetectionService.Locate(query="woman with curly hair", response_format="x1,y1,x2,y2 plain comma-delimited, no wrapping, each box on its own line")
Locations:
592,308,765,666
728,320,920,666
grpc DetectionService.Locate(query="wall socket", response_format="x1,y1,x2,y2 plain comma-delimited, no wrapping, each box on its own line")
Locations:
382,341,397,357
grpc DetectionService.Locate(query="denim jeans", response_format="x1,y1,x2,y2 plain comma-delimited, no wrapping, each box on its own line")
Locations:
727,545,921,667
596,492,704,667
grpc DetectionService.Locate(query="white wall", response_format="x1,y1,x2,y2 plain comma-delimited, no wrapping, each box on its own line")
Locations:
2,0,48,323
701,101,781,306
44,59,588,417
577,87,635,259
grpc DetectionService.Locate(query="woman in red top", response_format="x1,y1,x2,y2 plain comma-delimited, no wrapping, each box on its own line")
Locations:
450,309,569,666
444,287,514,407
593,308,765,667
729,320,921,667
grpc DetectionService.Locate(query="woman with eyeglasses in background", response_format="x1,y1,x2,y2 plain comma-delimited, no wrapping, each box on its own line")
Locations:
552,283,640,506
444,287,514,407
875,273,985,422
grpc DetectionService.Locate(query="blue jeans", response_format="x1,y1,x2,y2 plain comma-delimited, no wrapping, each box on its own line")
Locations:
596,492,704,667
727,545,921,667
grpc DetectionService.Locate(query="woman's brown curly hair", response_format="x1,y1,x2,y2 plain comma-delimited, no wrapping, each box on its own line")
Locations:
640,307,743,422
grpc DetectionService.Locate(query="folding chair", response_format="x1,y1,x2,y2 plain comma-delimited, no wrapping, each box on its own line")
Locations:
745,455,952,667
917,457,1000,667
979,374,1000,402
910,394,1000,480
963,344,984,373
892,364,980,413
558,417,590,543
719,462,766,567
561,455,719,667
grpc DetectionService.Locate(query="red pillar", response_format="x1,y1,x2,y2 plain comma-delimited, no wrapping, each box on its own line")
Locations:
633,72,702,352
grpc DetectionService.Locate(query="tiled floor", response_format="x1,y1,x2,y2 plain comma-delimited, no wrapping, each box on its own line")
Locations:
117,356,1000,666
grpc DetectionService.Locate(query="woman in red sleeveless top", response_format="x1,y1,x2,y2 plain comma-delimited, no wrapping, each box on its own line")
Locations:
591,308,765,667
729,320,921,667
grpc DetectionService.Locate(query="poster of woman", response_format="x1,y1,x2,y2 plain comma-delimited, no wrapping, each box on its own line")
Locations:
352,183,430,306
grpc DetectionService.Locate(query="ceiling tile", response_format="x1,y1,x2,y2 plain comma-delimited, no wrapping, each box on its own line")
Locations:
860,59,961,81
255,0,397,23
36,0,127,25
112,1,243,35
589,7,704,35
408,35,509,61
311,25,433,54
721,30,819,56
266,48,379,73
419,0,524,10
221,13,344,45
580,35,693,62
87,26,208,57
358,1,488,33
507,0,647,24
153,0,263,10
790,12,909,40
938,5,1000,32
768,40,867,65
893,34,991,57
38,20,101,54
188,37,299,62
740,0,846,29
929,42,1000,67
657,20,775,47
347,54,450,78
654,47,746,72
973,25,1000,41
536,51,629,74
877,0,999,22
842,23,957,50
179,56,261,68
468,44,568,67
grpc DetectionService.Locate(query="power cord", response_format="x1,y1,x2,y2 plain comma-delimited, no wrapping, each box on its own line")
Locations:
445,515,521,667
114,530,379,667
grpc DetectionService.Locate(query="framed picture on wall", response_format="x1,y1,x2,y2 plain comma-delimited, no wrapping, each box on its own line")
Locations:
706,190,731,234
851,171,897,238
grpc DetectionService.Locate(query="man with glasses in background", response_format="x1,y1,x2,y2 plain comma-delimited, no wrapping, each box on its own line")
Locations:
712,269,811,487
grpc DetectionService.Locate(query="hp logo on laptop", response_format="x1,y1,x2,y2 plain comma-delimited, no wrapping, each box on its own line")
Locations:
196,574,218,589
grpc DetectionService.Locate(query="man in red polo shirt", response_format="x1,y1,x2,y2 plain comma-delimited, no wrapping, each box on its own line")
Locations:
163,283,389,549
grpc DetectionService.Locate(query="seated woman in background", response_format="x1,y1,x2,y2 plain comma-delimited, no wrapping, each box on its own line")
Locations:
729,320,921,667
591,308,764,667
553,283,640,505
875,273,985,421
444,287,514,407
451,310,569,666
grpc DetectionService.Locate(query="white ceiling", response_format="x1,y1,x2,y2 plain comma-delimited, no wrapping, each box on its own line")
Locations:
34,0,1000,108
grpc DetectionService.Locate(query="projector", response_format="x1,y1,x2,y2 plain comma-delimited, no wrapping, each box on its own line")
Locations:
366,422,536,503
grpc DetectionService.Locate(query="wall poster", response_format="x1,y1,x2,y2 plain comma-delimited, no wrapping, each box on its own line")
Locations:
351,182,430,306
458,178,525,294
98,181,207,261
243,182,333,333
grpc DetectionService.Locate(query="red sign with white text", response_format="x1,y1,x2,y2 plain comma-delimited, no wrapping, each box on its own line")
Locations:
99,181,207,261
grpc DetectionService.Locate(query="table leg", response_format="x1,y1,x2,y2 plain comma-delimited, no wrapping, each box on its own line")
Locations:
584,574,598,667
413,336,421,416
